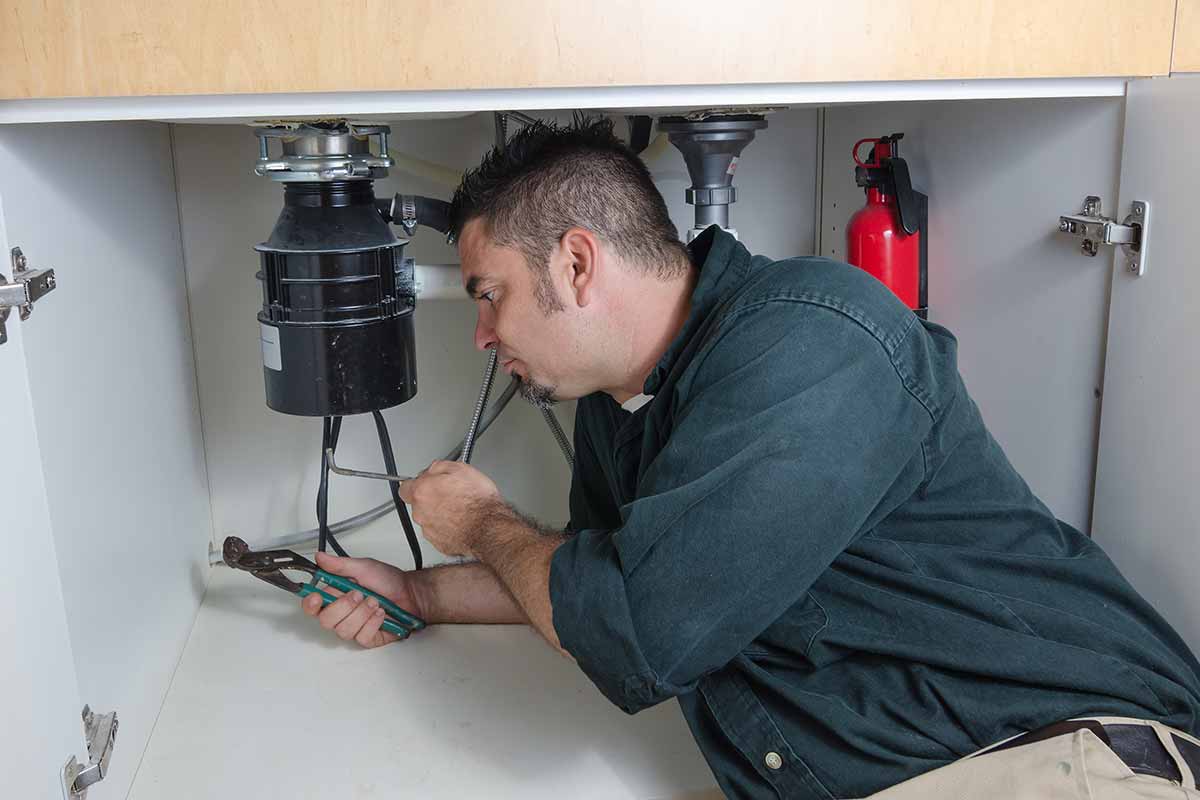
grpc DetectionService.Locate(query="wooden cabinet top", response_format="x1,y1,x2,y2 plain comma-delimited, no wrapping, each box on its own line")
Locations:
0,0,1181,101
1175,0,1200,72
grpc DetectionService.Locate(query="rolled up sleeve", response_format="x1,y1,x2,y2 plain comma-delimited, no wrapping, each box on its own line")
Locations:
551,300,935,713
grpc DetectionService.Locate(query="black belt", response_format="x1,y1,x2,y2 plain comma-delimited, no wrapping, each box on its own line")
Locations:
986,719,1200,784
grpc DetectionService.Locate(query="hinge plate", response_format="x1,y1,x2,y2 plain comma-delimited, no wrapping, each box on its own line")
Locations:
1058,196,1151,277
0,247,57,345
61,705,118,799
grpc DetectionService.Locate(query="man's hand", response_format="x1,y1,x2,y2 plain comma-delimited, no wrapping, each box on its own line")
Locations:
397,459,570,657
398,460,502,558
300,552,426,649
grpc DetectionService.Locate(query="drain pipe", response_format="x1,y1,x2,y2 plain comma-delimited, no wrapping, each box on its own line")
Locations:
657,114,768,242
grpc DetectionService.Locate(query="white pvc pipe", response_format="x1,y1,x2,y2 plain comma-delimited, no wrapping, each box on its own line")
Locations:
641,132,672,164
391,153,462,188
413,263,465,300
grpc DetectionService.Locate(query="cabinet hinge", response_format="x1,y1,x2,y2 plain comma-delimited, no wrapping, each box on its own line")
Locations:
0,247,57,345
61,705,118,799
1058,196,1151,277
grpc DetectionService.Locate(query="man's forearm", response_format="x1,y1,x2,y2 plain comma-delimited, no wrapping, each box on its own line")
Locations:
412,561,528,625
469,503,571,658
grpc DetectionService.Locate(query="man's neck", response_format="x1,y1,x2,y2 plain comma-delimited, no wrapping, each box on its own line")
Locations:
605,262,697,405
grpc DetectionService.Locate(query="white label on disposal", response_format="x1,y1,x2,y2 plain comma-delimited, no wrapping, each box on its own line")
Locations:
260,322,282,371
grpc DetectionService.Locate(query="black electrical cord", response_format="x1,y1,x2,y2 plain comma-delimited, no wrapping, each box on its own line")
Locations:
371,410,424,570
317,416,349,556
627,115,653,154
318,417,330,553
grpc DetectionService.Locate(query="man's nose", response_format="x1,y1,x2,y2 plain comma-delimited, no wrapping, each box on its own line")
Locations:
474,315,497,352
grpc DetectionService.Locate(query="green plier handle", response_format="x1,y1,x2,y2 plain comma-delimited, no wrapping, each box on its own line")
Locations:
222,536,427,639
299,570,426,638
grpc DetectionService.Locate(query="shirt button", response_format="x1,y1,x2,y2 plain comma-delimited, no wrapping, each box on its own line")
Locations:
764,752,783,770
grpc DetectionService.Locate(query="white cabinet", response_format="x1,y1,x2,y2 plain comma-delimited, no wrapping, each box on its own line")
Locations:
1091,75,1200,647
3,74,1197,799
0,123,213,799
0,221,87,800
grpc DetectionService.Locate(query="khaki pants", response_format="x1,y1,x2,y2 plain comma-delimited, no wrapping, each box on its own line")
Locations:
864,719,1200,800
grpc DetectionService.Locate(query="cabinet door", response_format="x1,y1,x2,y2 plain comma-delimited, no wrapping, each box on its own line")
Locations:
1092,74,1200,648
0,122,214,799
0,192,87,798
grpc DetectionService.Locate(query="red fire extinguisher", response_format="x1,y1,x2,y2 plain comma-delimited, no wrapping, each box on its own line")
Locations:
845,133,928,318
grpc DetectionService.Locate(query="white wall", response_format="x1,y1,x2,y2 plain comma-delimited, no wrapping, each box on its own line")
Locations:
174,116,571,559
0,122,213,798
173,110,821,559
820,97,1123,531
179,98,1118,546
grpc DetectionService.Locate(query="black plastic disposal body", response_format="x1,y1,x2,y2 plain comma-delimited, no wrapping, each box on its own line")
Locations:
253,123,417,416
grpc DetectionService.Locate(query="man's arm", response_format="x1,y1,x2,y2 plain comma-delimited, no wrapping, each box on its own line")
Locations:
398,461,573,656
465,501,571,656
415,559,530,625
548,300,936,714
303,553,529,648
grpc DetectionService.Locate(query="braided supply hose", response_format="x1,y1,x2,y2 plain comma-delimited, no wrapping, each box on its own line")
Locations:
460,347,499,464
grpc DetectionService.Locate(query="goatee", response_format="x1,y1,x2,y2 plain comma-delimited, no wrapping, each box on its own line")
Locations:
517,376,557,409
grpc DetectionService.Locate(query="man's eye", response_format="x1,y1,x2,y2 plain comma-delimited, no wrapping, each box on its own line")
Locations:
481,291,496,304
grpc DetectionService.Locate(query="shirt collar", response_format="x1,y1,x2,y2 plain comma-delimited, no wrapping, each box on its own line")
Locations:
644,226,752,395
620,393,655,413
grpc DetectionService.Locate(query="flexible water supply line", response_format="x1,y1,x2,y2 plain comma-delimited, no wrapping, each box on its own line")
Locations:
210,377,521,565
460,347,499,464
541,407,574,470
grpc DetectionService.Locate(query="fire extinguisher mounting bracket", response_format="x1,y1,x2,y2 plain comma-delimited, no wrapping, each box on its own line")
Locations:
1058,195,1151,277
889,158,921,236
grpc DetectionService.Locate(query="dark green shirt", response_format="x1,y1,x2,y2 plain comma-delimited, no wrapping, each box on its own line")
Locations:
548,227,1200,799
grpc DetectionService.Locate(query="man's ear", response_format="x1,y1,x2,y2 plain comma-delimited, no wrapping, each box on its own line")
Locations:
559,227,602,308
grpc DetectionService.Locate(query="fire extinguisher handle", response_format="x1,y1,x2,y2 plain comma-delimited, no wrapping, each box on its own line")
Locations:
852,138,882,167
888,157,921,236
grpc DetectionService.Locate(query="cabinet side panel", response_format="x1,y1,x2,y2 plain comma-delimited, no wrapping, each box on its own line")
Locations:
0,184,87,800
820,97,1123,532
1092,75,1200,650
0,122,214,798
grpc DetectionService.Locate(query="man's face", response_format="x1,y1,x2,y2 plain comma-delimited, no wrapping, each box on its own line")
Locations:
457,219,583,406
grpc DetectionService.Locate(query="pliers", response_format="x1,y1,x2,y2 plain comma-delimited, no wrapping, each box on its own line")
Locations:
223,536,426,639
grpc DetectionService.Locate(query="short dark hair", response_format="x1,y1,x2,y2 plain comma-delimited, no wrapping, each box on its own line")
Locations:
449,115,690,310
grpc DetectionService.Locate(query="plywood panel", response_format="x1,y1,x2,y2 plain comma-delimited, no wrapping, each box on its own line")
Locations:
1174,0,1200,72
1,0,1178,100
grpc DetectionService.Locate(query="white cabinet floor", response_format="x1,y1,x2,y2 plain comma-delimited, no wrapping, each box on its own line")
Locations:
129,523,719,799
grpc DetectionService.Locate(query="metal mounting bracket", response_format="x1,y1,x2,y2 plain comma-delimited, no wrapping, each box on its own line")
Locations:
0,247,57,345
1058,196,1151,277
61,706,118,799
326,447,412,483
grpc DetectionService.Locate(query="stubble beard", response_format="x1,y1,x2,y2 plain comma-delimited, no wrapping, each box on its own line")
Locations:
516,277,565,410
517,375,558,410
